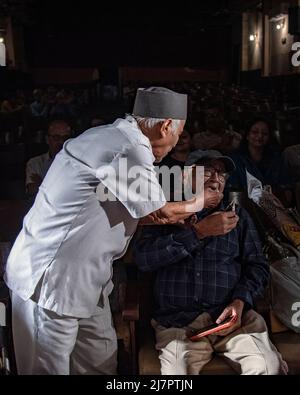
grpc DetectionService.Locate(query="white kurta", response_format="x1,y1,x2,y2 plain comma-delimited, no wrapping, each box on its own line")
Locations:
5,117,166,318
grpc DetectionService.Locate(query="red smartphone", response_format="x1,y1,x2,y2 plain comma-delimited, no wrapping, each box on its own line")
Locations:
187,316,237,341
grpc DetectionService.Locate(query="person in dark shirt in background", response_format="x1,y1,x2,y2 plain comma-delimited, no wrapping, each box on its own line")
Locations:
159,129,192,169
158,130,192,201
134,149,287,375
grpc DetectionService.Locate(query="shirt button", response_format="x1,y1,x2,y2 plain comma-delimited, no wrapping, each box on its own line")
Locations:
194,297,199,302
196,272,200,277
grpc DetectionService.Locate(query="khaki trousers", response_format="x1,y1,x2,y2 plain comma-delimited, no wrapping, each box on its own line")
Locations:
152,310,286,375
11,292,117,375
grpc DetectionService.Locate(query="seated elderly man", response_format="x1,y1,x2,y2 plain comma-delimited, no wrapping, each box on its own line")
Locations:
134,150,287,375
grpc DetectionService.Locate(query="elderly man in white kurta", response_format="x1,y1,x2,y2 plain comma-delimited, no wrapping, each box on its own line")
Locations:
5,87,222,375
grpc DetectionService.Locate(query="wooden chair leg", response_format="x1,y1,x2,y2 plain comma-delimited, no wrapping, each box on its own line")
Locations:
129,320,137,374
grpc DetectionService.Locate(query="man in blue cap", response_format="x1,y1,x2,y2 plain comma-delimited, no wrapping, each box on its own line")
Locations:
134,149,287,375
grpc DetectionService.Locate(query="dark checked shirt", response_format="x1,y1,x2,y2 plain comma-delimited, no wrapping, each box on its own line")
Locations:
133,203,269,328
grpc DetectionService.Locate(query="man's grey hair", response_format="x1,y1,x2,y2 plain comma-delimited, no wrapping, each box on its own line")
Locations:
133,116,181,134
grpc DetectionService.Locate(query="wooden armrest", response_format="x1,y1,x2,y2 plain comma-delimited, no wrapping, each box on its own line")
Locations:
122,281,139,321
256,297,270,315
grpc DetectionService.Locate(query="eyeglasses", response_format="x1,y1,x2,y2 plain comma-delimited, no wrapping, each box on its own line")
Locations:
48,134,70,142
204,166,229,183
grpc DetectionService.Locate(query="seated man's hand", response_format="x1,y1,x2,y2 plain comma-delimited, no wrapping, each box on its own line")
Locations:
192,211,239,239
215,299,245,337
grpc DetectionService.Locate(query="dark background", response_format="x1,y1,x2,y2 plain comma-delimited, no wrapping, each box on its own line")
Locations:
23,0,237,70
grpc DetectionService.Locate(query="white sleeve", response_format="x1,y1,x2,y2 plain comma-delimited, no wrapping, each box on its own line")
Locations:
96,143,166,218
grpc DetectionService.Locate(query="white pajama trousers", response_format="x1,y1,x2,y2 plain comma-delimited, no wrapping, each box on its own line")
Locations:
11,292,117,375
152,310,287,375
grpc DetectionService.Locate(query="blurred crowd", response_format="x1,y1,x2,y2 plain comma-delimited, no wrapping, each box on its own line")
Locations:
0,86,100,145
2,80,300,204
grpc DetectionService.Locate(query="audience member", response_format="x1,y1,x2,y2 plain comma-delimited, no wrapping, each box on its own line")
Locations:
192,104,242,154
30,89,49,118
227,118,292,205
1,93,24,114
158,130,192,201
49,91,76,119
159,129,192,168
26,120,72,197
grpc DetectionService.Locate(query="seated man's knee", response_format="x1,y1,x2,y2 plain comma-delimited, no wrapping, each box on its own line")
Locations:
264,351,284,375
248,352,282,375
